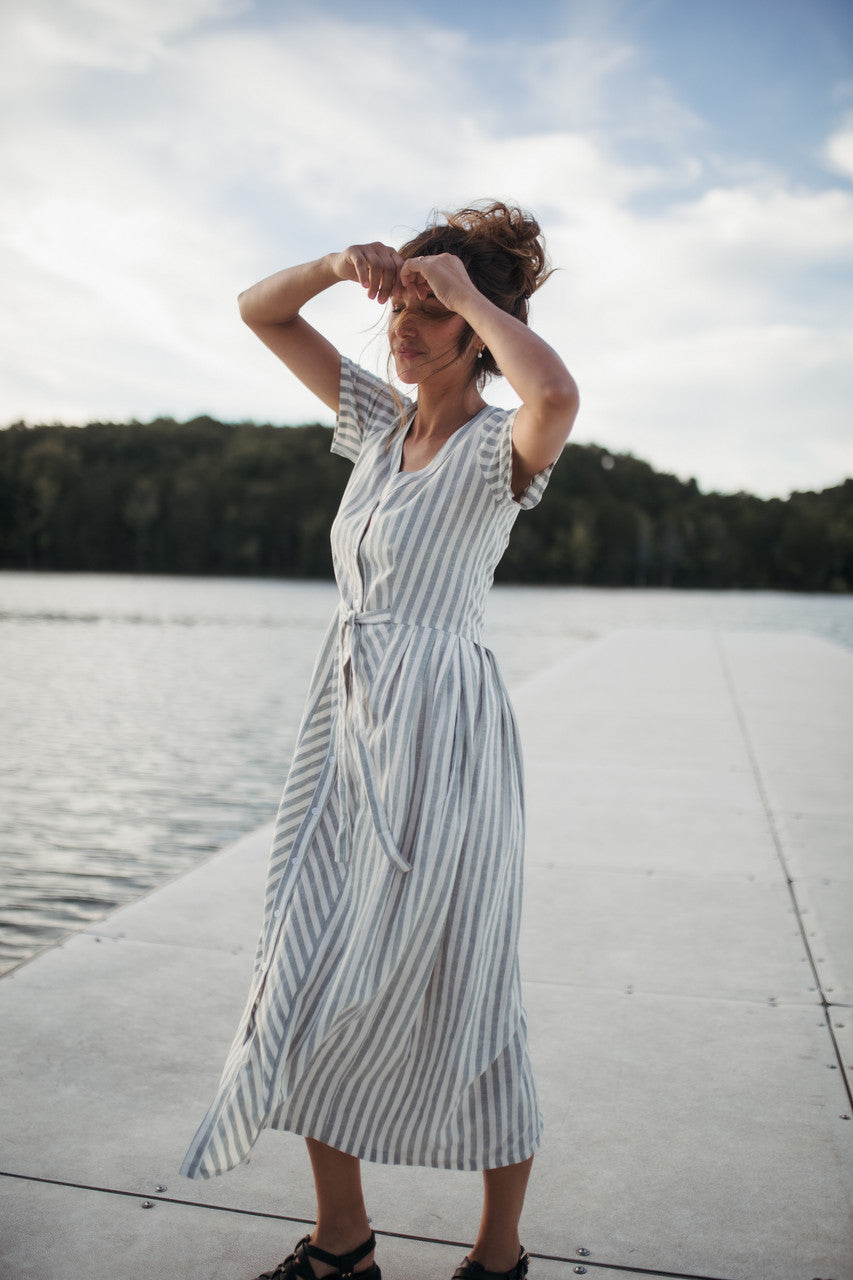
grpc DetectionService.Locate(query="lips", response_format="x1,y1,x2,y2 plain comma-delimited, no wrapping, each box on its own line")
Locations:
395,346,424,359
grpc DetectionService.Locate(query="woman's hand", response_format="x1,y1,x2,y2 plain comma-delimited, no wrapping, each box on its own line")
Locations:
329,243,404,305
329,247,478,314
398,253,477,314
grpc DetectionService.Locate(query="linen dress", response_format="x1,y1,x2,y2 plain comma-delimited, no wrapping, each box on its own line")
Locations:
180,357,557,1180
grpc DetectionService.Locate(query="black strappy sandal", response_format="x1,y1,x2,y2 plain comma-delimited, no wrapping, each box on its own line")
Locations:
254,1231,380,1280
452,1248,530,1280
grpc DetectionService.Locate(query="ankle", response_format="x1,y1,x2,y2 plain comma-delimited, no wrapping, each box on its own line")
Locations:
311,1220,372,1248
468,1240,522,1274
308,1224,375,1276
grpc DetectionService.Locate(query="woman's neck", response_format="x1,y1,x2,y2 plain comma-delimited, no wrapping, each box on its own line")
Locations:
410,379,487,441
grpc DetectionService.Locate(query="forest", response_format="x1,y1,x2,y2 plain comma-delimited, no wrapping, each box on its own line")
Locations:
0,416,850,591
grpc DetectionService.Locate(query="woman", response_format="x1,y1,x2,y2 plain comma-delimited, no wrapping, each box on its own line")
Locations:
181,202,579,1280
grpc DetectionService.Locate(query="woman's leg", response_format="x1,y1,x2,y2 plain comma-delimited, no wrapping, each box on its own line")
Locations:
468,1155,534,1273
304,1138,375,1276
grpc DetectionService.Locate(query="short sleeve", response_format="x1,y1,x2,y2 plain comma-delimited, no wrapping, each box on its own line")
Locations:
477,407,560,511
331,357,411,464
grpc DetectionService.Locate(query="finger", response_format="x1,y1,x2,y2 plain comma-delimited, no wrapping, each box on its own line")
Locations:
371,253,396,303
363,248,395,301
364,260,379,299
399,259,429,300
358,252,379,299
399,257,423,284
349,248,373,292
415,261,433,299
346,243,391,297
378,254,403,305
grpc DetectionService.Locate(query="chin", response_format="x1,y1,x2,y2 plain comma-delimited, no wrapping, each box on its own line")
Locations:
393,365,422,385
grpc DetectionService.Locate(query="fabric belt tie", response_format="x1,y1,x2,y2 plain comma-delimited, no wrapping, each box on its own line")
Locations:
334,606,412,874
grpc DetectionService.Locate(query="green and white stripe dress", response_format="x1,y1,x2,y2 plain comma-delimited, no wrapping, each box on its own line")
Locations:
181,357,557,1179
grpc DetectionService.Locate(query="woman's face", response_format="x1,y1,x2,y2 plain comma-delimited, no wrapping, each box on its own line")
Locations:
388,286,473,386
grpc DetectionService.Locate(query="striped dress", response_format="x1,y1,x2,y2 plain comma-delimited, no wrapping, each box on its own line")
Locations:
180,357,557,1179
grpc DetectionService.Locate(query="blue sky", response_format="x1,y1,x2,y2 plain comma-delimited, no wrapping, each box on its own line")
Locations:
1,0,851,495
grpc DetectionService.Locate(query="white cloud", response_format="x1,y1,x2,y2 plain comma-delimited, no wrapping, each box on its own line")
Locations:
0,1,850,496
533,173,853,493
575,322,853,495
515,31,704,156
823,116,853,181
0,0,241,74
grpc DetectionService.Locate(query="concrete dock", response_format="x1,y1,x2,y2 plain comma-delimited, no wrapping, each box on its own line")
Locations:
1,629,851,1280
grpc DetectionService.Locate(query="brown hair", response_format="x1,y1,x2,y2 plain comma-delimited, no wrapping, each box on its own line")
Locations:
397,200,552,389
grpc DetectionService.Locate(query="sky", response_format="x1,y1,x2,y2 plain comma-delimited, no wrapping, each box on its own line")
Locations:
1,0,851,497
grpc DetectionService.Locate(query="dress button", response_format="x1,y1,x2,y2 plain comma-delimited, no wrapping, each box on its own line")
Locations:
291,856,300,866
353,598,362,610
311,805,319,815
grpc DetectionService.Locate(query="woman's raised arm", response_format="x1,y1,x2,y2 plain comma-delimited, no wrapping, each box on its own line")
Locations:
238,244,403,413
398,253,579,493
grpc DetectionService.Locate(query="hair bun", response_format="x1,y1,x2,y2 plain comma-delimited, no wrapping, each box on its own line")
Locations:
441,201,550,298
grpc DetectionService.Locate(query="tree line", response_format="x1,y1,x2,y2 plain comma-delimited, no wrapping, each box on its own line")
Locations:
0,416,849,591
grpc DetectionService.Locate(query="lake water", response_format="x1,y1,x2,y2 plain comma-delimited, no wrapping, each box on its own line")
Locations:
1,571,851,976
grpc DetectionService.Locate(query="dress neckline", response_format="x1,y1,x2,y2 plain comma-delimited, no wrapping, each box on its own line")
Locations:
394,405,489,480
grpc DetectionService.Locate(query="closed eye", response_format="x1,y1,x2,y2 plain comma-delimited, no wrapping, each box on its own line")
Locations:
391,301,453,320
